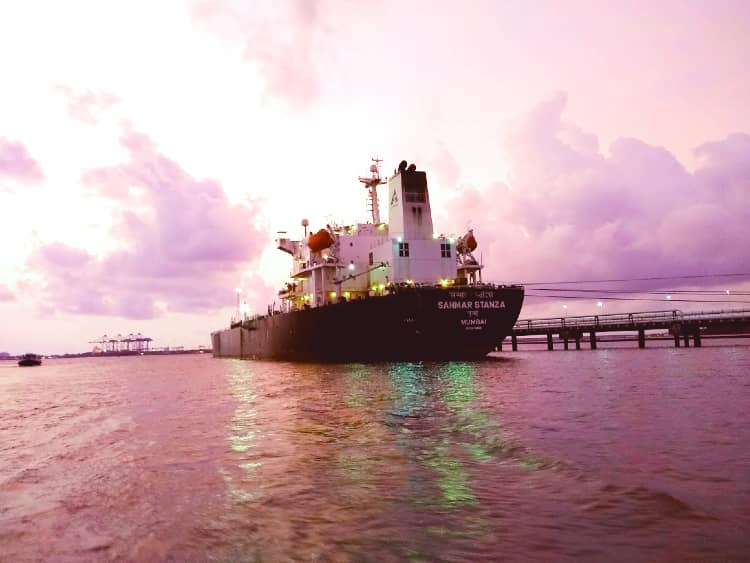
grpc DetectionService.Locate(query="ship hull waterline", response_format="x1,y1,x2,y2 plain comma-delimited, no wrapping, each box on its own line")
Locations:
211,285,524,362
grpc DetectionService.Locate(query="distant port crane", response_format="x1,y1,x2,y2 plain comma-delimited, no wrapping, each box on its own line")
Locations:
89,332,153,353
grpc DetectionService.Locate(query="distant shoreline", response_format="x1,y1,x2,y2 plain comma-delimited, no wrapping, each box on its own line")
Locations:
0,349,210,360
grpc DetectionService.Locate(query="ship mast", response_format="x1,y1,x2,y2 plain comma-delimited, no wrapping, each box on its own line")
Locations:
358,157,385,224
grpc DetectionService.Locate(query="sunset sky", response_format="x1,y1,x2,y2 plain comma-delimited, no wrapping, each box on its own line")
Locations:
1,0,749,354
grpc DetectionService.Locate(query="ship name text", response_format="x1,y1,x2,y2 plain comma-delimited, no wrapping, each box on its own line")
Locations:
437,300,506,310
461,318,487,327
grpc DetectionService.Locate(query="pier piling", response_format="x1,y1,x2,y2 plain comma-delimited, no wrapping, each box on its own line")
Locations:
547,332,553,351
589,331,597,350
638,329,646,349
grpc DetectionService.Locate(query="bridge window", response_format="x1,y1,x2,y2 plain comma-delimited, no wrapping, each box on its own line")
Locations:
440,242,451,258
398,242,410,257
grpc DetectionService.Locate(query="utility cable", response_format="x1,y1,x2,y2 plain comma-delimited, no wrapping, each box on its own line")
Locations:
525,293,750,305
515,272,750,286
530,288,750,295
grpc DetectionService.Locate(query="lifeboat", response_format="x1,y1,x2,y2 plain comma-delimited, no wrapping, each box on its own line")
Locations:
308,229,334,252
457,229,478,255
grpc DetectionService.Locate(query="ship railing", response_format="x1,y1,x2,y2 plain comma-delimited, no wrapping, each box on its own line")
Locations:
382,281,523,290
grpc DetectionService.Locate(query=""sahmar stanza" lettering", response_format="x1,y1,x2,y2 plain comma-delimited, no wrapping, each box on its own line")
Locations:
437,300,506,310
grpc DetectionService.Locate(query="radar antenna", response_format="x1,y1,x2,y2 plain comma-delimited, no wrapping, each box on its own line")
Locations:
358,157,385,224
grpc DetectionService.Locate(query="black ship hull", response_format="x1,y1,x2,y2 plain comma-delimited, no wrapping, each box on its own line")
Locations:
211,285,524,361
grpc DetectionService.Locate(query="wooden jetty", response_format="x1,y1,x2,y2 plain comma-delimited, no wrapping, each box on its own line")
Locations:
505,309,750,351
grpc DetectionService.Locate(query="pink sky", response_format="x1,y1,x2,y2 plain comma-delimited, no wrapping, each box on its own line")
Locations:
1,0,749,354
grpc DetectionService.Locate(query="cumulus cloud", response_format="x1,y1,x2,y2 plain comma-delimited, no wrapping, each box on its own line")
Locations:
0,285,15,302
0,138,44,185
439,93,750,300
192,0,326,107
57,86,119,125
29,123,271,319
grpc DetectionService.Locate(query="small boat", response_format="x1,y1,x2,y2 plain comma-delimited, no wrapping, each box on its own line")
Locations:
18,353,42,367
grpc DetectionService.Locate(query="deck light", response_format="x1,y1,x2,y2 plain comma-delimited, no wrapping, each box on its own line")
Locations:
348,262,355,270
397,236,402,243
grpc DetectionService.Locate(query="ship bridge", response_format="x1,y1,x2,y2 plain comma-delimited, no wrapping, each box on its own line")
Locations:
274,159,487,313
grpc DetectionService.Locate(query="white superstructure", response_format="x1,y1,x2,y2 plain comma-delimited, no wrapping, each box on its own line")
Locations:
275,159,483,312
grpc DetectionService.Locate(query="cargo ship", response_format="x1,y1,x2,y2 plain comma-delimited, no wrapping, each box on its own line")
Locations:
211,159,524,361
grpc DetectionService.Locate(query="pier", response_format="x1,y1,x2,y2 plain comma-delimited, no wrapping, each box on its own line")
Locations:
504,309,750,351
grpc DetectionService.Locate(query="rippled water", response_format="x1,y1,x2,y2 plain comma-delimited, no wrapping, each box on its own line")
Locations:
1,346,749,562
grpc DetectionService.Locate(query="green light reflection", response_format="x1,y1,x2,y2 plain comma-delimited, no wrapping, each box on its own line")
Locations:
343,364,372,408
439,363,507,462
389,363,427,417
387,362,478,508
421,441,476,506
222,360,261,504
388,360,557,515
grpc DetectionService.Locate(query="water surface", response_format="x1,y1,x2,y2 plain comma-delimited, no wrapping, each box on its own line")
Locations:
1,347,748,561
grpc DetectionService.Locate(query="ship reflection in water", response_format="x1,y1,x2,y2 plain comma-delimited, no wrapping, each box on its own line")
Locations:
1,349,749,561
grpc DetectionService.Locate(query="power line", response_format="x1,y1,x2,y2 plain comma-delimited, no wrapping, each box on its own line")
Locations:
516,272,750,286
530,288,750,296
525,293,750,304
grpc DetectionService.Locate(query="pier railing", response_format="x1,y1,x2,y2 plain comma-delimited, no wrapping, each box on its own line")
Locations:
513,310,683,332
679,308,750,321
507,308,750,351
